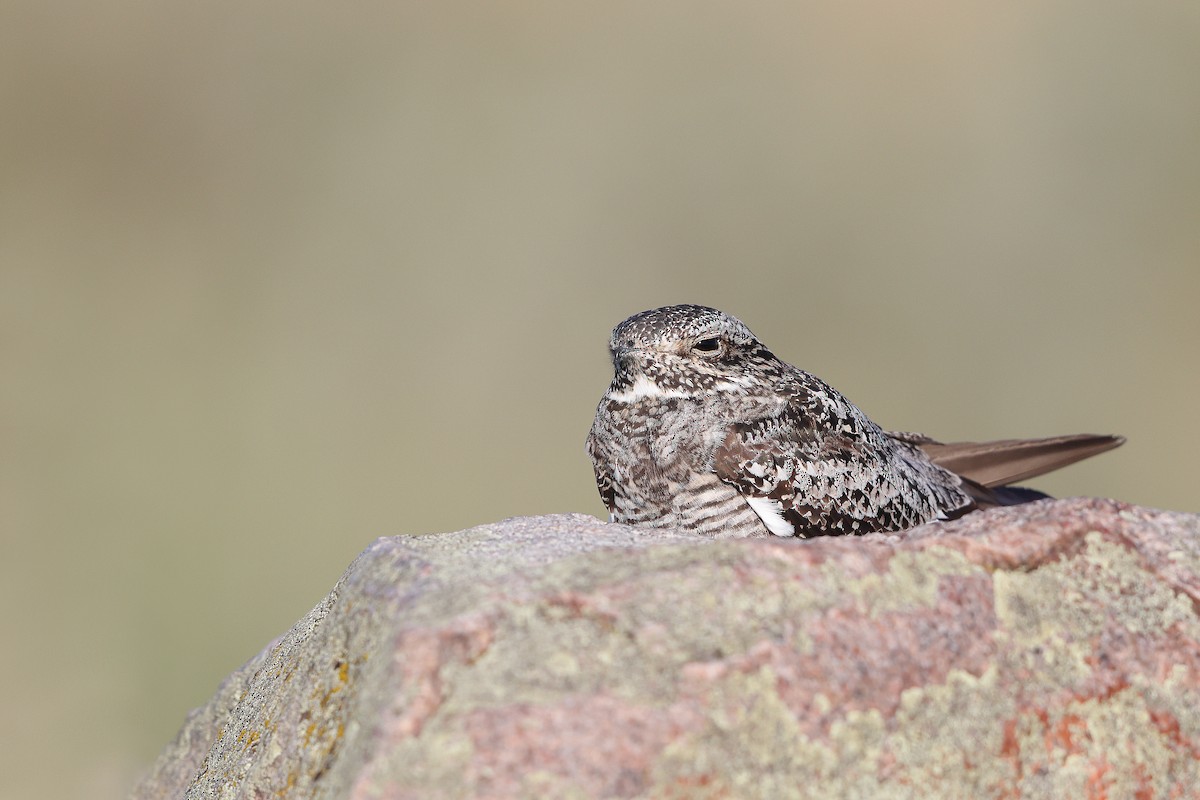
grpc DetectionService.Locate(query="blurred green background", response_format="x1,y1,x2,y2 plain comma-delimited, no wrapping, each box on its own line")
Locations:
2,2,1197,797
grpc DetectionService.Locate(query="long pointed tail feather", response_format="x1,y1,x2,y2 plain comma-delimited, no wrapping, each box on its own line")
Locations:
918,433,1124,488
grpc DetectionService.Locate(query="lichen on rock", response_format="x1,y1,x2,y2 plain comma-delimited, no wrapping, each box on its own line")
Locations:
133,500,1200,799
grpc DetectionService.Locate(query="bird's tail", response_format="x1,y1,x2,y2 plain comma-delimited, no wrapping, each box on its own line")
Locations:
917,433,1123,489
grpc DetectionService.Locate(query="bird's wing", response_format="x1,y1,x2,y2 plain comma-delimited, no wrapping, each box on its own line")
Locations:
906,433,1124,488
713,405,971,537
710,409,809,537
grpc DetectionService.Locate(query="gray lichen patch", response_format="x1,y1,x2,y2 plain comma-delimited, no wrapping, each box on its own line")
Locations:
348,723,475,799
444,548,785,710
445,607,656,708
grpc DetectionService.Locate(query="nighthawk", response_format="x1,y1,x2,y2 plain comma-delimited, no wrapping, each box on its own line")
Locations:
586,304,1123,538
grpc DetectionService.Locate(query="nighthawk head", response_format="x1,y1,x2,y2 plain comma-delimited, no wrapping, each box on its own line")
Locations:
604,304,781,402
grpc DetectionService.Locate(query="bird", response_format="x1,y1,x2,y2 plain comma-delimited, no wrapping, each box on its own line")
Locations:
586,304,1123,538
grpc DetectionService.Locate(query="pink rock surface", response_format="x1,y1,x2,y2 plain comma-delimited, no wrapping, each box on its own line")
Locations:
133,498,1200,799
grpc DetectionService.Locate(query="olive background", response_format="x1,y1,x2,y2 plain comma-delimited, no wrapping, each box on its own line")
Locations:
2,3,1197,798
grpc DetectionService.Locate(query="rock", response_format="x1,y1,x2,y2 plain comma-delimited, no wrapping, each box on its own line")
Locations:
132,499,1200,799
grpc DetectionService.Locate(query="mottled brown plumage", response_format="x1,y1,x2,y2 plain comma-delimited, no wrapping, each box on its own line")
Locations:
586,305,1123,538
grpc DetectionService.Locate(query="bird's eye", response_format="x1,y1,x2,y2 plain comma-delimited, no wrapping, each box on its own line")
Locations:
694,337,721,353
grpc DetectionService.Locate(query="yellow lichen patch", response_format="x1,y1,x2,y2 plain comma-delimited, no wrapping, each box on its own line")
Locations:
994,532,1200,686
543,650,581,678
314,657,354,710
1003,685,1200,798
281,663,296,684
302,722,316,748
839,548,981,619
889,666,1014,795
652,666,892,799
272,771,297,798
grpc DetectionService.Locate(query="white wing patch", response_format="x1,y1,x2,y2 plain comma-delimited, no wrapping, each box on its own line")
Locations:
745,495,795,537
